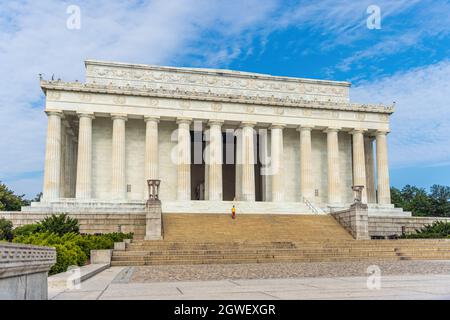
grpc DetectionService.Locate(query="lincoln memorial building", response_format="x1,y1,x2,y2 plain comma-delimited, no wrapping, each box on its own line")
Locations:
22,59,410,219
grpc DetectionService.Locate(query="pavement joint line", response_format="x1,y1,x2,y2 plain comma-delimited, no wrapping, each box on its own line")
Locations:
96,283,110,300
259,291,281,299
227,279,241,286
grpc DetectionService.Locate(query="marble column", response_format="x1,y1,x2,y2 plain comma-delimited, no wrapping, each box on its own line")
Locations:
364,136,376,203
270,124,285,202
351,129,367,203
207,120,223,201
241,122,256,201
42,110,63,200
76,112,94,199
177,118,191,201
111,114,127,200
62,124,74,198
64,131,75,198
59,125,67,198
144,116,159,199
234,128,242,201
299,126,314,201
71,137,78,198
376,130,391,205
325,127,341,205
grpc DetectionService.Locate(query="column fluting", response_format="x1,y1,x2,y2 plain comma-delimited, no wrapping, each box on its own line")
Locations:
376,130,391,205
176,118,191,201
364,136,376,203
207,120,223,201
299,126,314,201
42,110,63,200
111,114,127,200
351,129,367,203
325,127,341,204
271,124,285,202
76,112,94,199
144,116,159,199
241,122,256,201
234,128,242,201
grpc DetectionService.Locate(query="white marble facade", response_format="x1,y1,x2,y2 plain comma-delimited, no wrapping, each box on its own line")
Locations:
37,59,396,214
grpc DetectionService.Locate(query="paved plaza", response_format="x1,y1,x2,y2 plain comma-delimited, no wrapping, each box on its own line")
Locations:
49,260,450,300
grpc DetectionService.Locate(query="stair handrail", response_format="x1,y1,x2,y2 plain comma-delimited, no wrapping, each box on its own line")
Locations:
303,198,323,214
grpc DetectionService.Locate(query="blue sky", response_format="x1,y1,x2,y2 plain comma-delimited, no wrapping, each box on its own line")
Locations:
0,0,449,198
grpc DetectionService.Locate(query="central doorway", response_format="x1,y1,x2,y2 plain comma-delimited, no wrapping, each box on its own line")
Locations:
190,130,262,201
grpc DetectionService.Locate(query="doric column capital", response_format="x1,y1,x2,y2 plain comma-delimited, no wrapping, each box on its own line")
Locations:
144,116,160,123
297,125,314,132
240,121,257,128
208,119,224,127
111,113,128,121
350,128,368,135
376,129,390,136
270,123,286,130
77,112,95,119
45,110,64,118
324,127,341,134
176,117,192,125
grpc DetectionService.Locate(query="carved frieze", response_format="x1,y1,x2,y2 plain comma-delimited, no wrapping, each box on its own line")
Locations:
47,91,61,100
179,100,191,109
113,95,126,105
86,62,351,104
211,102,222,111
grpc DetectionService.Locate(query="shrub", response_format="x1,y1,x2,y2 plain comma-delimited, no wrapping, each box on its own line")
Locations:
12,223,40,237
38,214,79,236
0,218,13,241
12,231,133,275
401,221,450,239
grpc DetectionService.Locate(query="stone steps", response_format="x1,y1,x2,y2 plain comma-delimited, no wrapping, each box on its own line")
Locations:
110,214,450,266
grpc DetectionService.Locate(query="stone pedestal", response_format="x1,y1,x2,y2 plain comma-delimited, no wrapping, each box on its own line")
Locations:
332,202,370,240
145,202,163,240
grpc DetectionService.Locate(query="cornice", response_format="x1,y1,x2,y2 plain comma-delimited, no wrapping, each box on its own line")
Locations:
41,80,395,115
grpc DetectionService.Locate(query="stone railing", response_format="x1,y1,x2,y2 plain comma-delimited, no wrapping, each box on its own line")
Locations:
331,203,370,240
369,216,450,238
0,242,56,300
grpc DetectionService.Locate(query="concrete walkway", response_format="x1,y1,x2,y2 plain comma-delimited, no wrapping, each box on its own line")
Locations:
49,266,450,300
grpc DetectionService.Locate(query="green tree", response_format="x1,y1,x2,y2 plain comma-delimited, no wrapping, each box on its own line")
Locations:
0,181,30,211
398,185,432,216
429,185,450,217
0,218,13,241
390,187,404,208
390,184,450,217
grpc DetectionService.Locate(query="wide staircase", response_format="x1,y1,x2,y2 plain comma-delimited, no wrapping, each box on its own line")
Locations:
111,214,450,266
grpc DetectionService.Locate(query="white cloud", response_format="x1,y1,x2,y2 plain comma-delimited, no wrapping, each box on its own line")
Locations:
0,0,448,197
351,60,450,169
0,0,278,197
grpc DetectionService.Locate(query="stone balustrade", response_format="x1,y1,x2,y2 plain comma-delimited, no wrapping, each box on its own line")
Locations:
0,242,56,300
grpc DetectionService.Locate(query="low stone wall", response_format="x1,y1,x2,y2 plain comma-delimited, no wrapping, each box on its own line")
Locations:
1,212,146,239
0,242,56,300
369,216,450,238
